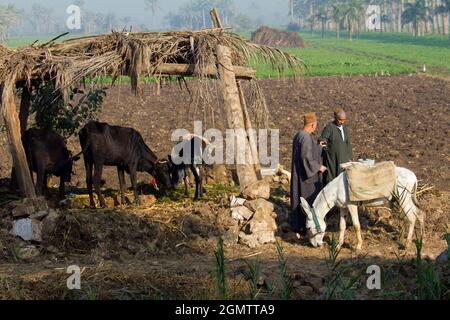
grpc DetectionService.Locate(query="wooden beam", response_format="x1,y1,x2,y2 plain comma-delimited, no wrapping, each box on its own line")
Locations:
154,63,256,80
216,45,257,190
1,85,36,198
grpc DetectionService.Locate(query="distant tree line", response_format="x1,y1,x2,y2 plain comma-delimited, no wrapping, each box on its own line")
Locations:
288,0,450,38
0,1,148,42
164,0,259,32
0,4,21,41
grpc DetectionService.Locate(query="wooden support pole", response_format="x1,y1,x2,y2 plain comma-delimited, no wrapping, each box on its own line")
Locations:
1,85,36,198
210,8,262,181
11,85,33,191
216,45,257,190
155,63,256,80
237,81,262,180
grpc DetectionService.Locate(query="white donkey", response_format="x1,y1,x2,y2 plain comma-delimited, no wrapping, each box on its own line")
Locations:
300,166,424,250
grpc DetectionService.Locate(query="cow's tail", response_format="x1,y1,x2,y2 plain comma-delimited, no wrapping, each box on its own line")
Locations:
52,128,91,173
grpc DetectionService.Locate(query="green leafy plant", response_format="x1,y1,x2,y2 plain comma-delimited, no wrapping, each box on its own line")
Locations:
276,241,293,300
247,258,262,300
31,81,106,139
322,236,364,300
414,238,444,300
214,238,227,300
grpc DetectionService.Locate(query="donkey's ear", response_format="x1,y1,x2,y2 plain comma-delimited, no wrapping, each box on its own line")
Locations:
300,197,312,217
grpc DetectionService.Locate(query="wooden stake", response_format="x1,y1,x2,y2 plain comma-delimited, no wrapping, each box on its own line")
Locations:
1,85,36,198
210,8,223,30
216,45,257,190
237,81,262,180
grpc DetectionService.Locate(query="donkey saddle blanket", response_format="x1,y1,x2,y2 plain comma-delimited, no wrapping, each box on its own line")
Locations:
342,161,397,202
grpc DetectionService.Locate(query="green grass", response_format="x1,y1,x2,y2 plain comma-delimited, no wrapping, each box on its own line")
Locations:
251,31,450,78
4,34,82,48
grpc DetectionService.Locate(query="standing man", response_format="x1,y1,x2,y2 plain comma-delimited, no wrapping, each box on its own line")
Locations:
290,112,327,235
320,107,353,185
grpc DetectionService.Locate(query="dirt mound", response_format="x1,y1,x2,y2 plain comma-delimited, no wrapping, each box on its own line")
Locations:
251,26,306,48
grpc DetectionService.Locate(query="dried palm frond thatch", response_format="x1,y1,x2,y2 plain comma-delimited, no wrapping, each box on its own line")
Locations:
0,29,306,126
1,30,304,90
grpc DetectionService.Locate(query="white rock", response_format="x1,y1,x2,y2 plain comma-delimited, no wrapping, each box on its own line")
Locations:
245,198,274,214
10,218,43,242
238,208,277,248
230,195,246,208
242,180,270,200
252,208,277,232
231,206,254,221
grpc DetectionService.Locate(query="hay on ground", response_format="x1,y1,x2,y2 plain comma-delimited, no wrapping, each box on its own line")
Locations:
251,26,306,49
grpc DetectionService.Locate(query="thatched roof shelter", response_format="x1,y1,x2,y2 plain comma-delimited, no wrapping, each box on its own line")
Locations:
0,28,305,198
0,29,304,98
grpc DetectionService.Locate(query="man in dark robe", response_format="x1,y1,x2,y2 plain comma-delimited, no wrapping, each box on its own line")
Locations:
290,112,327,235
320,108,353,186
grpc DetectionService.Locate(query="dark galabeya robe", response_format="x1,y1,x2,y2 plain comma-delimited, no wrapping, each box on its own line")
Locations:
290,131,323,233
320,122,352,185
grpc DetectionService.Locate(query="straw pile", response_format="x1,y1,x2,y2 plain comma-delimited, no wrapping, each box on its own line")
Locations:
251,26,306,48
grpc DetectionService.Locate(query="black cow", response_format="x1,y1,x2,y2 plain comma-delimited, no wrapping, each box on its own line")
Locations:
168,135,209,200
22,128,79,199
79,121,171,208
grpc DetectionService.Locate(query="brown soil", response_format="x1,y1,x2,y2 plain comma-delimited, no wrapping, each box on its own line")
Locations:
251,26,306,48
0,75,449,300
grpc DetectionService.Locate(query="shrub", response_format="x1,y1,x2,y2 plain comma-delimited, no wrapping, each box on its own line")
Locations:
30,81,106,139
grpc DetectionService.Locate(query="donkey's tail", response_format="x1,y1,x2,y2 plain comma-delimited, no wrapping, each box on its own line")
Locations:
412,182,421,210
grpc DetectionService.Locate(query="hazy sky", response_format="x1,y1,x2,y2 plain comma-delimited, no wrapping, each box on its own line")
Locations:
1,0,291,29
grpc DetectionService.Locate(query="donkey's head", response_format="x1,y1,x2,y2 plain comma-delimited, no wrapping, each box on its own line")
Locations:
300,197,326,248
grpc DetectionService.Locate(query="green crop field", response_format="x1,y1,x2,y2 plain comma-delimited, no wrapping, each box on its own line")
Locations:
251,31,450,78
4,35,75,48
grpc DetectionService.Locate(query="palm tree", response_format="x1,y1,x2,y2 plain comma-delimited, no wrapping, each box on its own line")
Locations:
436,0,450,35
391,0,397,32
331,1,347,39
398,0,404,32
402,0,428,36
343,0,364,40
315,5,329,38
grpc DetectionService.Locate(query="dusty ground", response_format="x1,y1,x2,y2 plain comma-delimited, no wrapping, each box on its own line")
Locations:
0,75,448,299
